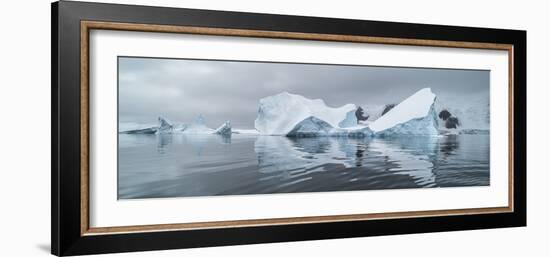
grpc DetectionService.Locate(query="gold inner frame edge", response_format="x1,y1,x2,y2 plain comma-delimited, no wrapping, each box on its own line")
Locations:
80,20,515,236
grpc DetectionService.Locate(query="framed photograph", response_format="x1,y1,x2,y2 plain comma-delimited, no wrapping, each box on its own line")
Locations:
52,1,526,256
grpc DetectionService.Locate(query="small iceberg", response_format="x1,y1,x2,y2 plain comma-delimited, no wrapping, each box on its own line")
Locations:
157,117,174,134
120,116,174,134
213,121,232,136
120,127,157,134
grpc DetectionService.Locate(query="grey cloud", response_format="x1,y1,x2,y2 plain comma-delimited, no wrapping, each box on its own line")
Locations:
119,57,489,129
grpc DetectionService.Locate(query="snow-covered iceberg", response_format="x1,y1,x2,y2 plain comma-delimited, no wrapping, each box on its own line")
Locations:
254,92,356,135
369,88,439,136
213,121,232,135
254,89,438,137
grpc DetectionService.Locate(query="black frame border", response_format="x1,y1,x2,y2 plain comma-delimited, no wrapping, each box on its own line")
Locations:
52,1,526,256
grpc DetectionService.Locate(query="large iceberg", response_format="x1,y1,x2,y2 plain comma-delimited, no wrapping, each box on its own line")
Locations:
255,89,437,137
369,88,439,136
254,92,356,135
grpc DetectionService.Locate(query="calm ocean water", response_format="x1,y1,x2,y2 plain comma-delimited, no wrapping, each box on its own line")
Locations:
118,134,489,199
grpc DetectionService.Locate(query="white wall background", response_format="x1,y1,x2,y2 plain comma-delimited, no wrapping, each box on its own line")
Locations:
0,0,547,256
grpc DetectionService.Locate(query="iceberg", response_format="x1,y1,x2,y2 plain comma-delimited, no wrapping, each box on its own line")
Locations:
213,121,232,135
119,115,253,135
120,127,157,134
287,116,373,137
182,115,215,134
157,117,173,134
369,88,439,136
254,92,356,135
119,116,173,134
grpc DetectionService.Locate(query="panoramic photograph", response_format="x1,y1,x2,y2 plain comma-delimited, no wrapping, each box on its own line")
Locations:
117,57,490,200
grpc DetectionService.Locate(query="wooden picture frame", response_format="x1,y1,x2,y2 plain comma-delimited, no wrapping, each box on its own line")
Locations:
52,1,526,256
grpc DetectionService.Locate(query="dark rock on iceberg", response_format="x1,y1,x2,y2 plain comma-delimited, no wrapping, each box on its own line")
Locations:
445,116,460,129
438,109,451,120
381,104,396,116
355,106,369,123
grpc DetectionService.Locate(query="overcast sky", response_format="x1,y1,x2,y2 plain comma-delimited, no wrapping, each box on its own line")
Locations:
119,57,489,129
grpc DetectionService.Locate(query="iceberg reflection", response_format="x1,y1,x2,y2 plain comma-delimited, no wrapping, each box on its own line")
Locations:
254,136,441,188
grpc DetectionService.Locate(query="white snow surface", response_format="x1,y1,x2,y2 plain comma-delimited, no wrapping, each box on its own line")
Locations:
254,92,356,135
369,88,436,133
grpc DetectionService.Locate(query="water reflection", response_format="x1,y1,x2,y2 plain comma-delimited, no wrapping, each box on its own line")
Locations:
440,134,460,157
255,136,441,188
118,133,488,199
157,134,172,154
